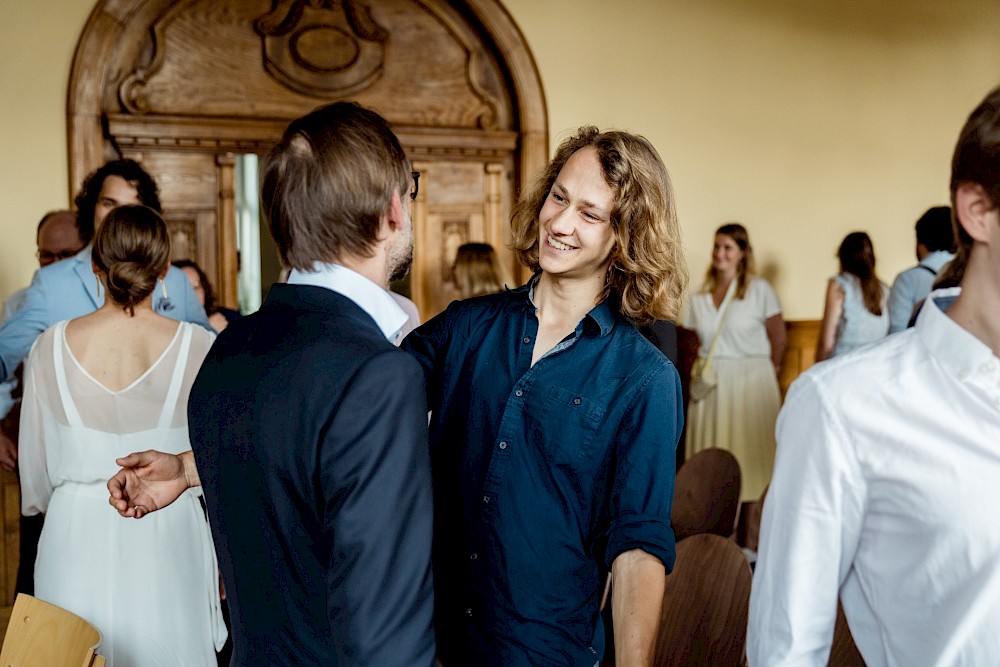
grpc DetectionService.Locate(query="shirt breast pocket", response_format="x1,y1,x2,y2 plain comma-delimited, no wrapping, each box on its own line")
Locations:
530,386,606,467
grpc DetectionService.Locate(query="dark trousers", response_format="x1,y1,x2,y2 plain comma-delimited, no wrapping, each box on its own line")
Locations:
15,513,44,595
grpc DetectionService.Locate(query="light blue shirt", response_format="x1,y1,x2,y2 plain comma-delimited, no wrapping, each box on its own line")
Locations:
887,250,953,333
287,263,407,343
0,288,28,419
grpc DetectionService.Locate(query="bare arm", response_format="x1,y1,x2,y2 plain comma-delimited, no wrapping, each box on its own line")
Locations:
107,449,200,518
765,313,787,375
612,548,666,666
815,279,844,362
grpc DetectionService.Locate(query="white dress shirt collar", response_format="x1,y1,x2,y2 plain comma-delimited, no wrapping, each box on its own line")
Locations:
287,263,408,343
917,286,1000,387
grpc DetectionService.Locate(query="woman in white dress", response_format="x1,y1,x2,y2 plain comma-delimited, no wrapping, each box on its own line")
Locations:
18,205,226,666
684,223,786,500
815,231,890,361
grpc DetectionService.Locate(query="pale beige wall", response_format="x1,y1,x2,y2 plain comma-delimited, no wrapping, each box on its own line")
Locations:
504,0,1000,318
0,1,94,301
1,0,998,318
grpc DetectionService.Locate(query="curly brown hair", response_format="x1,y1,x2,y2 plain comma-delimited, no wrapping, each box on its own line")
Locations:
509,127,687,323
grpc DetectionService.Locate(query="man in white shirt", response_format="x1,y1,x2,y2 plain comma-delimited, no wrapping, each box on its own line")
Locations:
887,205,955,333
748,87,1000,666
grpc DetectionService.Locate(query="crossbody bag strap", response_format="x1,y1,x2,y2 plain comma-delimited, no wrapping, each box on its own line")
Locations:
702,280,736,366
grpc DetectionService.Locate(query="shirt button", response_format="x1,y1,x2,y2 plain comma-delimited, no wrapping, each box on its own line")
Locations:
499,441,508,450
573,397,582,405
470,553,478,560
515,389,523,397
523,336,531,344
483,495,490,504
983,361,997,372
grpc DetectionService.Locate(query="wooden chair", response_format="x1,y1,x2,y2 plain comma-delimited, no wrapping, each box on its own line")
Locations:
671,448,741,541
0,594,106,666
655,533,752,667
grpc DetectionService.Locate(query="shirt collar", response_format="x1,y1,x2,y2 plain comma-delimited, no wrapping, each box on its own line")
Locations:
919,250,954,272
287,262,408,343
916,286,999,385
525,272,616,337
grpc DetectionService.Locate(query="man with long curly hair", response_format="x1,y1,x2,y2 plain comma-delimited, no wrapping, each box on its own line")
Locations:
402,127,688,666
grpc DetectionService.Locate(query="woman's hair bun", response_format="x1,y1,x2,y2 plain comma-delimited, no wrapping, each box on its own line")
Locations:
91,205,170,316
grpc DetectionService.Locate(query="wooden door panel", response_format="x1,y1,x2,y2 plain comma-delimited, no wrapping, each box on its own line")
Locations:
412,158,514,321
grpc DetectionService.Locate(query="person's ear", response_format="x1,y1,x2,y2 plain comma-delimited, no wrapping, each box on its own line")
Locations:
955,182,996,243
386,190,406,233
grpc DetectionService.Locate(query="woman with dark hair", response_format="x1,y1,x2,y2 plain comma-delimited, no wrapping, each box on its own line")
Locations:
816,231,890,361
684,223,786,501
18,205,226,665
172,259,241,333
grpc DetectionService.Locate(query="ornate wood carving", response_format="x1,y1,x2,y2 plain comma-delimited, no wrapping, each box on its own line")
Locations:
254,0,388,98
69,0,548,310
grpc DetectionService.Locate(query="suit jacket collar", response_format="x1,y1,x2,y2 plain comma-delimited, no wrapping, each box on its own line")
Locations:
71,246,102,309
263,283,387,339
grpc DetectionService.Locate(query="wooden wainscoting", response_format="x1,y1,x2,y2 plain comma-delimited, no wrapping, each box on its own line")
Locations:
780,320,821,398
0,469,18,604
0,468,19,610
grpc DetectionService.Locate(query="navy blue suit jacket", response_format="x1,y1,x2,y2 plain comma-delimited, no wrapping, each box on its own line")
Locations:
189,283,435,666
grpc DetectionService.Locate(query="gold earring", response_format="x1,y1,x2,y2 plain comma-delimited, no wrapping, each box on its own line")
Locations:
160,279,168,300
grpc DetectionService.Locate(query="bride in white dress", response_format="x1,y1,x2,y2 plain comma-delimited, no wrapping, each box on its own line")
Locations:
18,205,226,666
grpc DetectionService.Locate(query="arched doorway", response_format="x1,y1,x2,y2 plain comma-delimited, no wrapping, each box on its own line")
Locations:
67,0,547,319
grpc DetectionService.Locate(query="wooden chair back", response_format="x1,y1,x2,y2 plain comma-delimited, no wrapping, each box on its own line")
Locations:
0,594,106,666
654,533,752,667
671,448,741,541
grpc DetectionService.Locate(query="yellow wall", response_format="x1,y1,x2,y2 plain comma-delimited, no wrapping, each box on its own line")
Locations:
1,0,998,318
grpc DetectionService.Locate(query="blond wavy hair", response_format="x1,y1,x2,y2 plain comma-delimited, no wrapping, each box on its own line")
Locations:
509,127,687,323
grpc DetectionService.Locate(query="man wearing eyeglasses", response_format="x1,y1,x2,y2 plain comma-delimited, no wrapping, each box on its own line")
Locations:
0,209,82,599
108,102,435,666
0,210,84,465
1,210,83,336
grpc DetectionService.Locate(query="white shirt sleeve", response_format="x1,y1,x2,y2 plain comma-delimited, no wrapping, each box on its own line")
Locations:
747,372,866,666
757,278,782,319
18,337,54,516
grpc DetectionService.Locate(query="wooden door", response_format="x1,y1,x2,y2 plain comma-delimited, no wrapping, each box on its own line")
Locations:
69,0,548,318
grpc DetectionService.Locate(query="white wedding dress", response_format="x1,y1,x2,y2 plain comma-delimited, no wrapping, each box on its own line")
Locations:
19,320,226,667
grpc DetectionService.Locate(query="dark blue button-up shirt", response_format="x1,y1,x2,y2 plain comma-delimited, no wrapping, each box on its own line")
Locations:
402,281,681,666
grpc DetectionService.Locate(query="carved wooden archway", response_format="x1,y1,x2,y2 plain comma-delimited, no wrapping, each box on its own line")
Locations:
68,0,547,318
